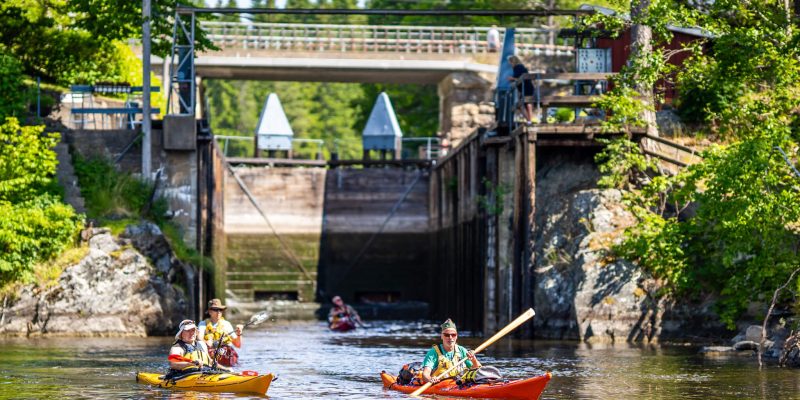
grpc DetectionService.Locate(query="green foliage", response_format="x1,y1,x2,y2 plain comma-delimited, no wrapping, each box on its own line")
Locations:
595,137,654,189
477,177,510,216
554,108,575,123
0,196,83,285
0,48,25,120
595,1,800,327
0,118,82,287
72,154,167,222
0,118,60,203
0,0,211,86
161,222,214,273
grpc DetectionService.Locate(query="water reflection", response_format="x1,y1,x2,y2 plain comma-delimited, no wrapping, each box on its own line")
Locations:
0,321,798,399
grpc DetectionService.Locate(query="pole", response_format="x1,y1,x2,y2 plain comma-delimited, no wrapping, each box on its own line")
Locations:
142,0,152,179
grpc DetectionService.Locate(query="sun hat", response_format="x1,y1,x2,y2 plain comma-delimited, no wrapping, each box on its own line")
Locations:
207,298,227,310
175,319,197,340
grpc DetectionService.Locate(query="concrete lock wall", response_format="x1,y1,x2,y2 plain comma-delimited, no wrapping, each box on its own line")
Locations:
223,166,432,307
223,167,326,302
317,168,432,307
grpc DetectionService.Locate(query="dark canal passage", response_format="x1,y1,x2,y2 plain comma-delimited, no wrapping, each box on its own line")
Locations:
0,320,798,399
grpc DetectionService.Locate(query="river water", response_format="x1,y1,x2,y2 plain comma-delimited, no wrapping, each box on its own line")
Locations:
0,320,798,399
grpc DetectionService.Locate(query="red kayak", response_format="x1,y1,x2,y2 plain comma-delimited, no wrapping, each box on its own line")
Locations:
208,344,239,367
329,316,357,332
380,371,551,399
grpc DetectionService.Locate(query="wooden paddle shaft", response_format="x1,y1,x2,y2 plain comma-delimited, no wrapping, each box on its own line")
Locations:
410,308,536,397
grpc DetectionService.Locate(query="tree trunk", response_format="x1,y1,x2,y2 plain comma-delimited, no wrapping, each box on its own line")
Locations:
629,0,658,137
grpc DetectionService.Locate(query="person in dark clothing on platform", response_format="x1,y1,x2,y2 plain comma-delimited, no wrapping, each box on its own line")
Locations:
507,55,535,125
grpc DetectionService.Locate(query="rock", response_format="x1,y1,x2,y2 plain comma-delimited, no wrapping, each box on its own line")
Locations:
0,224,187,337
530,152,727,343
745,325,764,342
88,230,119,254
700,346,736,355
733,340,759,351
121,222,179,277
730,333,745,345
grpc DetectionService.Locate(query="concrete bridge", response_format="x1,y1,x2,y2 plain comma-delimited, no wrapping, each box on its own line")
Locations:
141,21,573,142
163,21,573,84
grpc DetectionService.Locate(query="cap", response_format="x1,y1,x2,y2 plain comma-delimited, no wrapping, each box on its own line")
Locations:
175,319,197,339
441,318,457,332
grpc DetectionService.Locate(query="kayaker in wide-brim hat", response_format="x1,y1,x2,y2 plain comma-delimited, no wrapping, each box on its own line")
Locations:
198,299,242,347
169,319,213,372
197,299,243,367
421,319,481,384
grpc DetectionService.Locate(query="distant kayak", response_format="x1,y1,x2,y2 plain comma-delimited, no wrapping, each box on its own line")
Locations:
136,371,274,395
330,316,357,332
380,371,551,399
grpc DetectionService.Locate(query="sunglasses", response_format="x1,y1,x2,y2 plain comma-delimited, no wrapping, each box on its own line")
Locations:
442,333,458,338
179,319,195,328
209,308,223,312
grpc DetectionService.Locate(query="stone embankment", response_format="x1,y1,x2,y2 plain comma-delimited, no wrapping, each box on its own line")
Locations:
0,223,188,337
530,154,726,343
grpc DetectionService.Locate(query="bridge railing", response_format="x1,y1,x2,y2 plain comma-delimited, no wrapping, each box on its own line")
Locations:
200,21,574,56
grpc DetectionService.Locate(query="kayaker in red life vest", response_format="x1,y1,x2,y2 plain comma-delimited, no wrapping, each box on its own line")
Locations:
421,319,481,384
198,299,243,366
169,319,214,372
328,296,363,330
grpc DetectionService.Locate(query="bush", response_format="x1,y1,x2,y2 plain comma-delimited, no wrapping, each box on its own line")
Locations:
0,49,26,121
0,118,82,287
0,195,83,284
0,118,61,203
72,154,167,222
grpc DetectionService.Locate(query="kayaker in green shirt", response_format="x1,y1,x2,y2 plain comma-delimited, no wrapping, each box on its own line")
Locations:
421,319,481,384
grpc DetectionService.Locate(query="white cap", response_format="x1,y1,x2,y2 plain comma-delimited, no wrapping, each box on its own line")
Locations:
175,319,197,340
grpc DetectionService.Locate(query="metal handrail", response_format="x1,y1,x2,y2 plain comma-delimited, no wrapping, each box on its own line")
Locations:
199,21,574,55
402,137,441,160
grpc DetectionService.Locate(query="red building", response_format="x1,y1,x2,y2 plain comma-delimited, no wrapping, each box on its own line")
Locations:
585,5,712,104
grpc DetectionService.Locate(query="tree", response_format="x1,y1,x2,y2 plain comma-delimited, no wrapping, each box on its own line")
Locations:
594,1,800,327
0,118,82,286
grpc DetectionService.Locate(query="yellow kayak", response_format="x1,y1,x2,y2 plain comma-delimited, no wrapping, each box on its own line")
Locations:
136,371,275,395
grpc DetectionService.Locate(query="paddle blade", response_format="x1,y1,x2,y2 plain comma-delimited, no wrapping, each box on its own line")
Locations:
168,354,193,363
246,311,270,327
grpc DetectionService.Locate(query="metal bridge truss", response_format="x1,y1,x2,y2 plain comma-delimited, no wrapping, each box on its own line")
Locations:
167,11,196,115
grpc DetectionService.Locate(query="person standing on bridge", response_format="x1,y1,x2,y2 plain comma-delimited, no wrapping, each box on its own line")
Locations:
487,26,501,52
421,319,482,384
507,55,535,126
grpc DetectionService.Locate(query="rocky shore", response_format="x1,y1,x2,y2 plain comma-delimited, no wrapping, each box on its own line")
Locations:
0,222,188,337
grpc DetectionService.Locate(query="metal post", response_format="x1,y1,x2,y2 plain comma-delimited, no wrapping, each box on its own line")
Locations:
142,0,152,179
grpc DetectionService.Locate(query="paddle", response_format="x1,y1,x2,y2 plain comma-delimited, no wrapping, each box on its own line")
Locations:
211,311,270,370
409,308,536,398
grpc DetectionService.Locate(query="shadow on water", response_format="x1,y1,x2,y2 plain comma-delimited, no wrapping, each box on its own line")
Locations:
0,320,798,399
